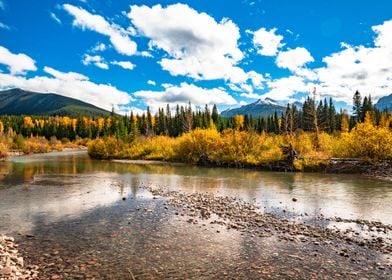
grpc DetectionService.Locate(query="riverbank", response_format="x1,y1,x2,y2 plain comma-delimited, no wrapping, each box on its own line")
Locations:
143,187,392,276
2,146,87,161
0,234,39,279
16,185,391,279
113,157,392,182
146,185,392,254
112,159,186,166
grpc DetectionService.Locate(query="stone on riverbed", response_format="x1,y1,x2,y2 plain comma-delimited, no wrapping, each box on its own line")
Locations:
0,233,39,279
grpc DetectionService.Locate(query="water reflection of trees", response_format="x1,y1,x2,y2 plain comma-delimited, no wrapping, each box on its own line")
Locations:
1,152,392,223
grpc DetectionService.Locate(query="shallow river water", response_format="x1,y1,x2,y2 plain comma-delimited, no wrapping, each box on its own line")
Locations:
0,151,391,279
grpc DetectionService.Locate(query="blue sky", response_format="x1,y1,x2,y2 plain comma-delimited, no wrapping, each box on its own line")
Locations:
0,0,392,113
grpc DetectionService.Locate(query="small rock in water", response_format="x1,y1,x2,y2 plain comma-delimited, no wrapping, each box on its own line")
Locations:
1,266,12,275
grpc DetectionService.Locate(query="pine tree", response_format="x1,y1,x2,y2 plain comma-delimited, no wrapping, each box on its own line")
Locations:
327,97,336,133
302,96,319,133
211,104,219,125
353,90,362,123
362,94,374,122
183,102,193,132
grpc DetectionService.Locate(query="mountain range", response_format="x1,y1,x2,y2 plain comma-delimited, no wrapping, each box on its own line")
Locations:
0,88,391,118
222,94,392,118
0,88,111,117
221,98,301,118
375,94,392,112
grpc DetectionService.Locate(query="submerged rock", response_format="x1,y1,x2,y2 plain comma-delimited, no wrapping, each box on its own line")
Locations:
0,233,39,279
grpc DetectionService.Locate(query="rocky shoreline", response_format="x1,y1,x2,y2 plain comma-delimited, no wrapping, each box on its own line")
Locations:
145,186,392,256
139,185,392,279
4,185,391,279
0,234,39,279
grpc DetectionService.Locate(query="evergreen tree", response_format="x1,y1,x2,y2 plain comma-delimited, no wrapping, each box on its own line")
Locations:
327,97,336,133
362,94,374,122
183,102,193,132
352,90,362,123
211,104,219,125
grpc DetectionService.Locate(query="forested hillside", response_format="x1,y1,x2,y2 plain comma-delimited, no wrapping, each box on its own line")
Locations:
0,88,111,117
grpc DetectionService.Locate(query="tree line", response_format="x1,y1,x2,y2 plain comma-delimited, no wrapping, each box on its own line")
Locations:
0,91,389,142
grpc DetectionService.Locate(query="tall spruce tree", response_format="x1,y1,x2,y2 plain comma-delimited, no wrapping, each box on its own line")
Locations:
352,90,362,123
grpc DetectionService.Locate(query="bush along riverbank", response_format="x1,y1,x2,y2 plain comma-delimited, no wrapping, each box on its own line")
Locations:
0,135,88,161
87,117,392,177
0,234,39,279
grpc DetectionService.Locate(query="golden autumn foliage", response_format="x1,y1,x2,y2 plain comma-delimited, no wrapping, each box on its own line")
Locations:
333,115,392,160
0,132,83,158
233,115,245,130
126,136,177,160
23,116,34,128
0,143,7,159
87,137,125,159
88,117,392,168
88,128,284,165
216,130,283,164
175,128,221,162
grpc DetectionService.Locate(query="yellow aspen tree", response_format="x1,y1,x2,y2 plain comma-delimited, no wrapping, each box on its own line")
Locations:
233,115,244,130
97,118,105,132
23,116,34,128
341,111,349,133
62,116,71,127
379,113,390,128
364,111,373,125
72,119,77,132
105,117,112,129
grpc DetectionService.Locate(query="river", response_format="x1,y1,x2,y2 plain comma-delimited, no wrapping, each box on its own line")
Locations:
0,150,391,279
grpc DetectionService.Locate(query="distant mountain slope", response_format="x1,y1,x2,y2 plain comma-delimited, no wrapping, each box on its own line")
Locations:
375,94,392,112
0,88,111,116
221,98,286,118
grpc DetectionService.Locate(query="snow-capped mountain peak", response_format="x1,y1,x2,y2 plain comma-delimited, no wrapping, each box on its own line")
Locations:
254,98,279,106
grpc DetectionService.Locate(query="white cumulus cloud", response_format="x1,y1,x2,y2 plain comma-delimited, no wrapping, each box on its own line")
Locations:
276,47,314,72
256,20,392,105
63,4,137,56
247,70,264,89
134,82,237,112
250,27,284,56
240,92,264,99
0,66,133,112
128,3,249,84
92,43,106,52
140,51,153,58
147,80,156,86
314,19,392,103
111,60,135,70
82,54,109,69
0,46,37,75
263,75,314,101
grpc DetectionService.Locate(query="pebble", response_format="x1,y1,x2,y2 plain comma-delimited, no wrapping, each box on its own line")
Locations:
0,233,39,279
144,185,392,257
